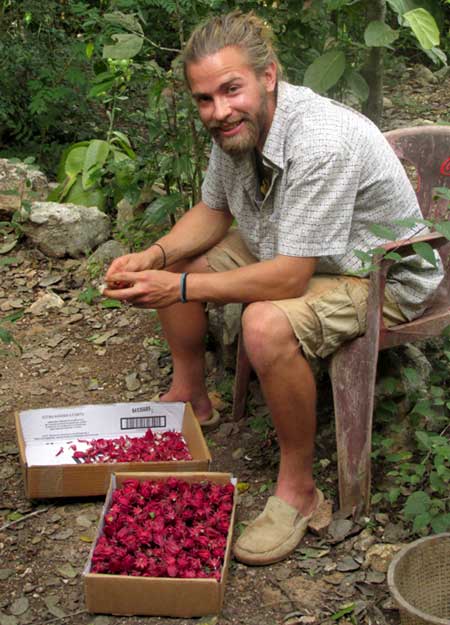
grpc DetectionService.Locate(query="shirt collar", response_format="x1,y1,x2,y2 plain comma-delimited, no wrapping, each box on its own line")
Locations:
261,81,292,171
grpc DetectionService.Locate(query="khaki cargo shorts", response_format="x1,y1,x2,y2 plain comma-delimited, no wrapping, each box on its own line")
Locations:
206,230,407,364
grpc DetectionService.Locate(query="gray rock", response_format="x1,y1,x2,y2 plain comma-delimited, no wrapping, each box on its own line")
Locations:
21,202,111,258
79,239,129,280
208,303,243,368
414,64,438,84
0,159,48,215
363,543,404,572
27,292,65,315
115,186,162,231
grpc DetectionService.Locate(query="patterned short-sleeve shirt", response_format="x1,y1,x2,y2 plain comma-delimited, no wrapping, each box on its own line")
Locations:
201,81,443,320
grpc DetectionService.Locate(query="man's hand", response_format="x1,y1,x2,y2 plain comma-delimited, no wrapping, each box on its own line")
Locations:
104,248,161,290
102,269,180,308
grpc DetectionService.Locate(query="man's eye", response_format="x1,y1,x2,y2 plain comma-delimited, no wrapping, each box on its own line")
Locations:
228,85,239,94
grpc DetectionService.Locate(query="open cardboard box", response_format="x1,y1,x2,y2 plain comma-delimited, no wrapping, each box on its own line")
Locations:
16,402,211,499
83,471,236,617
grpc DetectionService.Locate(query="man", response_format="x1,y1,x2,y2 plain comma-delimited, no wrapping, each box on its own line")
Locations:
104,11,442,566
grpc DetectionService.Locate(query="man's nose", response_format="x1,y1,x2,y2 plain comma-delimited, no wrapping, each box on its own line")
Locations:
213,97,232,121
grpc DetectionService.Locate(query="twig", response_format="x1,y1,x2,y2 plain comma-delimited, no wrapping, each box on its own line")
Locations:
38,609,87,625
0,506,51,531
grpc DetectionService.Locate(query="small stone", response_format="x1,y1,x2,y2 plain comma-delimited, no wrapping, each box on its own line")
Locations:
125,372,140,391
364,543,404,573
232,448,244,460
0,570,14,581
308,499,332,536
383,522,406,543
27,292,64,315
354,529,377,552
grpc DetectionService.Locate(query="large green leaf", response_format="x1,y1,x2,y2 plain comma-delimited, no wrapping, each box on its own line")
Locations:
303,50,346,94
412,241,438,267
344,69,369,102
103,11,143,35
65,178,107,211
47,175,77,203
404,8,440,49
64,145,88,178
368,223,398,240
82,140,110,190
364,21,399,47
143,194,181,226
435,221,450,240
386,0,419,16
404,491,430,518
103,34,143,60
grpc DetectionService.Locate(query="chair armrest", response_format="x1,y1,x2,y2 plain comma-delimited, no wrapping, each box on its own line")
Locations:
365,231,447,328
381,230,447,259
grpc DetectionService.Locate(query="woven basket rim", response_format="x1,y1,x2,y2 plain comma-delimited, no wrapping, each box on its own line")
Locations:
387,533,450,625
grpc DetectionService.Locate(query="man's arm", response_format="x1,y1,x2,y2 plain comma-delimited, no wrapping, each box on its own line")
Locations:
105,254,317,308
151,200,234,267
184,255,317,303
105,201,233,279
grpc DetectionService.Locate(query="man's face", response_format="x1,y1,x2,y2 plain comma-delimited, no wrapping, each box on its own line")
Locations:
187,46,277,155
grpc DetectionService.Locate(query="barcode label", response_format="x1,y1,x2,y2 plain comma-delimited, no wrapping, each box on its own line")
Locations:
120,416,167,430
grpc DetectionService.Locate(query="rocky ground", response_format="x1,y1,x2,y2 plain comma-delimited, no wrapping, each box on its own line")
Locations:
0,64,449,625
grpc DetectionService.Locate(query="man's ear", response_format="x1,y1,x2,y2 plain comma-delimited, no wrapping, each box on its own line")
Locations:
263,61,277,93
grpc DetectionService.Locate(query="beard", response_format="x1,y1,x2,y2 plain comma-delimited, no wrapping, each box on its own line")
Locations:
206,88,270,156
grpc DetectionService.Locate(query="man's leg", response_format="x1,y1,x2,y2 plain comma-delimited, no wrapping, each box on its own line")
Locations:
157,256,215,423
241,301,319,516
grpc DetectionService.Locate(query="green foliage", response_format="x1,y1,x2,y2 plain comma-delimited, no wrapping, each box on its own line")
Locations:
48,134,136,211
0,1,97,171
0,310,23,355
298,0,446,102
372,327,450,534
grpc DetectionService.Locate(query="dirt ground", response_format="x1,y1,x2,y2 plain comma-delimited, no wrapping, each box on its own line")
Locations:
0,65,449,625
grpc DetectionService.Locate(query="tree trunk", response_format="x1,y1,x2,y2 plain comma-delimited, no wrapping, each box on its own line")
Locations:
362,0,386,127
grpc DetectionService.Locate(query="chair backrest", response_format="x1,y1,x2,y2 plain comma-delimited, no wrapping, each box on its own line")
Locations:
384,125,450,295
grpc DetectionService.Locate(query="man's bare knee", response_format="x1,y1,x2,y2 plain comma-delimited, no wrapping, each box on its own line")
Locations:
242,302,297,370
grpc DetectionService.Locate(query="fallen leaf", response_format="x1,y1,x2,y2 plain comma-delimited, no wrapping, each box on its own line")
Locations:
9,597,29,616
0,237,18,255
56,563,77,579
43,595,66,618
87,330,118,345
51,529,73,540
0,614,18,625
299,547,330,559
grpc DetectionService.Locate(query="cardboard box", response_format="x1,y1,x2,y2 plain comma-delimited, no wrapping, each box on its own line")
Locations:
16,402,211,499
83,471,236,617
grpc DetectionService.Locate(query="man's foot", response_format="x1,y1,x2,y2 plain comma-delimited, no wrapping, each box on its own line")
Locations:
158,390,220,429
233,490,324,566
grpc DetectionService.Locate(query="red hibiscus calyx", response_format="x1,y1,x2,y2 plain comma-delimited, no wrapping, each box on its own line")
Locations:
57,429,192,463
91,478,235,581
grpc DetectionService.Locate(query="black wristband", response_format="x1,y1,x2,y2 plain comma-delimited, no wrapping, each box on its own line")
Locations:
180,272,188,303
